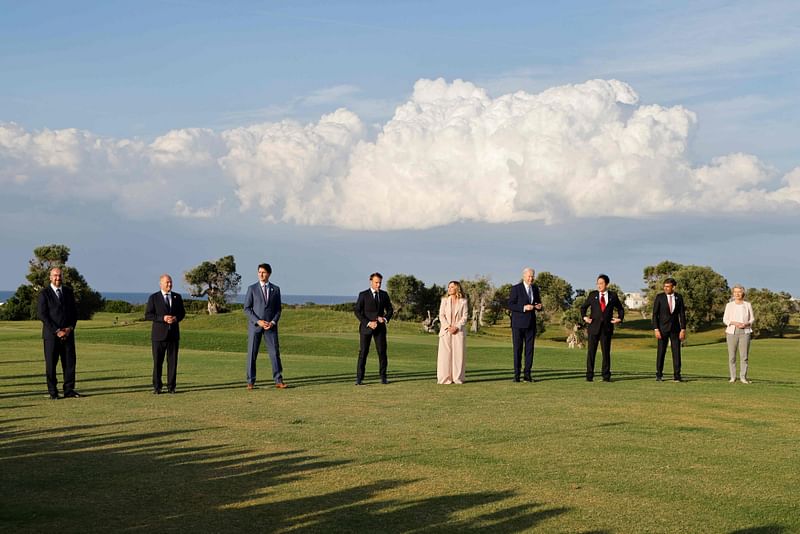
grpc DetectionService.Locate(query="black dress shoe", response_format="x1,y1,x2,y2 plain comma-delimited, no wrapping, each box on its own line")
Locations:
381,378,389,385
656,377,663,382
513,378,521,383
153,389,162,395
168,389,176,394
64,391,82,398
523,377,534,383
48,393,59,400
354,381,363,386
586,377,593,382
602,378,611,382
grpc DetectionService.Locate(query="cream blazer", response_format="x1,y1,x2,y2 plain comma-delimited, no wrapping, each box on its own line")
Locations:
723,300,755,334
438,297,468,337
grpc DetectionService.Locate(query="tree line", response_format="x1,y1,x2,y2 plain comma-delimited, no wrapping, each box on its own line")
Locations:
2,246,796,341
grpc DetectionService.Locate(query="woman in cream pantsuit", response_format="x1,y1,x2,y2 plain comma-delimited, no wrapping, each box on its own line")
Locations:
437,281,468,384
722,285,756,384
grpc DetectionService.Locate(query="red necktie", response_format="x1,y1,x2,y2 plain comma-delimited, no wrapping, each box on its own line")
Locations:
600,293,606,312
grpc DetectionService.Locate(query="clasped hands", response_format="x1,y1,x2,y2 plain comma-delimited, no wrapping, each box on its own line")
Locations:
367,317,387,330
257,319,274,330
163,315,177,325
56,327,72,339
523,303,543,312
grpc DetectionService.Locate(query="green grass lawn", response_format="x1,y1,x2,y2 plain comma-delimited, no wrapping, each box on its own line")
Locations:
1,310,798,533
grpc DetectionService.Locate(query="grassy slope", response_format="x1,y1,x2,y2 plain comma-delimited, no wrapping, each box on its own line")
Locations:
1,310,797,533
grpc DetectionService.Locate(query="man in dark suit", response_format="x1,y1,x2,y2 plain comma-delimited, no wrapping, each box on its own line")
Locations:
144,274,186,394
507,267,543,382
580,274,625,382
354,272,394,385
243,263,286,389
651,277,687,382
37,267,80,399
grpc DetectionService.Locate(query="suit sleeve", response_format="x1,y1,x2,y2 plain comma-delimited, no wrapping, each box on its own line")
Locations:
354,292,367,324
144,294,159,322
271,287,281,325
37,291,59,335
579,293,592,318
383,292,393,322
174,295,186,323
678,296,686,330
243,286,259,325
507,285,525,313
651,295,661,330
438,298,449,330
613,292,625,322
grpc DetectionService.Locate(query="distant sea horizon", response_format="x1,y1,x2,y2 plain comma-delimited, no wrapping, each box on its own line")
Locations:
0,290,353,306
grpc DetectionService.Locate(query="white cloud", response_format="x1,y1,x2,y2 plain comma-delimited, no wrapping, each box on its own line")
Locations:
1,78,799,228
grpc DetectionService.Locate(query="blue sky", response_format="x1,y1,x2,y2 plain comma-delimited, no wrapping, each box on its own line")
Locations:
2,1,799,296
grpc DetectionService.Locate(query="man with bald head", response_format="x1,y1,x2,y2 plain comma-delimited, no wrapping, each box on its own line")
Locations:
507,267,543,382
145,274,186,394
37,267,80,399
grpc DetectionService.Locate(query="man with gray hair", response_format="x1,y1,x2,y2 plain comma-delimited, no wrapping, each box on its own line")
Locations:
37,267,80,399
507,267,543,382
145,274,186,394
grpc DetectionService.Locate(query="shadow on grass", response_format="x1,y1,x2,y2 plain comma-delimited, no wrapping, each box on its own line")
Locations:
729,527,788,534
0,421,571,533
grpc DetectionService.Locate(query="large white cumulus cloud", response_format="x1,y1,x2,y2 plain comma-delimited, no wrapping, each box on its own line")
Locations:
1,78,798,227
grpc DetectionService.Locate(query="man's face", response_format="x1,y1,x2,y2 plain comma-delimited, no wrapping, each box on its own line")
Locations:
523,270,534,285
370,276,382,291
663,282,675,295
160,276,173,293
596,278,608,292
258,268,270,283
50,269,62,288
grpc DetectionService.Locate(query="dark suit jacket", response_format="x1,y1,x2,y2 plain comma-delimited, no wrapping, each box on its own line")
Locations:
243,282,282,332
145,291,186,341
37,286,77,339
580,290,625,336
651,292,686,334
508,282,541,329
354,289,394,335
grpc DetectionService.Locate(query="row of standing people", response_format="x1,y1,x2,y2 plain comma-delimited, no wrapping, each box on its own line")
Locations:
36,265,755,398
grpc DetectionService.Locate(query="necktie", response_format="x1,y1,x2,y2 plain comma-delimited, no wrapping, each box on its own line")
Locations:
600,293,606,312
164,293,171,312
374,291,380,307
669,295,674,313
262,284,269,305
56,288,63,303
527,285,533,304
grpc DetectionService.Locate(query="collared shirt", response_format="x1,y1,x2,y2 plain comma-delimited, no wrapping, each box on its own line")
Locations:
50,284,62,293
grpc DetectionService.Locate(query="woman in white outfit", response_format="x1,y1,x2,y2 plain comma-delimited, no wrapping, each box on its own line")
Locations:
722,285,755,384
437,281,468,384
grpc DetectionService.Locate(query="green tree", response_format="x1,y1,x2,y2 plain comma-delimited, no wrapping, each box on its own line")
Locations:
748,288,794,338
484,283,512,325
0,244,103,320
562,294,589,348
536,271,574,315
386,274,426,321
461,276,494,333
642,261,729,331
184,255,241,314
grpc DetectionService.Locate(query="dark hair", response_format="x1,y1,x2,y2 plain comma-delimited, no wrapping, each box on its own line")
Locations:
258,263,272,274
369,272,383,281
597,274,610,284
663,277,677,286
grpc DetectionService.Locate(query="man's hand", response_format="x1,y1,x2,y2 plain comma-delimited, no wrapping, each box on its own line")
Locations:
368,320,378,329
257,319,270,329
534,303,543,311
583,317,593,324
679,329,686,341
377,316,386,324
523,304,534,312
164,315,175,324
611,318,622,324
654,329,662,340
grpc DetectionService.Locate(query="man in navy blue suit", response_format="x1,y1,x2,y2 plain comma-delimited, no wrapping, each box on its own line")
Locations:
243,263,286,389
507,267,543,382
144,274,186,394
354,272,394,385
37,267,80,399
